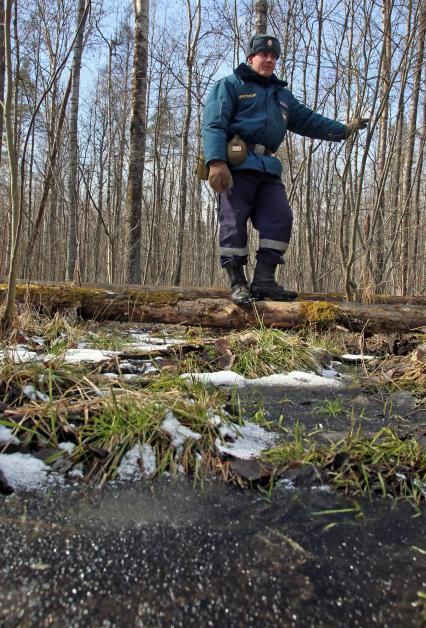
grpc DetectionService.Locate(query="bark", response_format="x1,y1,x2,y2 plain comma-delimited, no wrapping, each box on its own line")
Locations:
304,0,324,291
401,0,426,294
373,0,392,289
0,0,5,165
173,0,201,285
125,0,149,284
66,0,88,281
254,0,268,34
0,0,20,336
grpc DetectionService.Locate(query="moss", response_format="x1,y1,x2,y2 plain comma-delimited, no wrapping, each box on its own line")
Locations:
14,284,83,308
6,284,182,309
123,289,180,306
300,301,339,325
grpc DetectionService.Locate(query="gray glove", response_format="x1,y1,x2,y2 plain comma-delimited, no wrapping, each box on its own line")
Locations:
345,117,369,138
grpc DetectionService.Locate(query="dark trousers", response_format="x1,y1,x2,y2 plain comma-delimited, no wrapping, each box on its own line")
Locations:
218,170,293,267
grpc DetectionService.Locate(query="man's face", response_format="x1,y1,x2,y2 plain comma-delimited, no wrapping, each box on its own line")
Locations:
248,51,277,77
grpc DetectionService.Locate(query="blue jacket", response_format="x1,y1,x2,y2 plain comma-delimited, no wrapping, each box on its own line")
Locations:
202,63,348,178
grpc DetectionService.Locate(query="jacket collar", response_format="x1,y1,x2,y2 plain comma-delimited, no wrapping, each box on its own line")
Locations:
234,63,287,87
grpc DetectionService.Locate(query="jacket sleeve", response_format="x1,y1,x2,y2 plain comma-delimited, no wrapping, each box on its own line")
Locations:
287,92,347,141
202,78,237,165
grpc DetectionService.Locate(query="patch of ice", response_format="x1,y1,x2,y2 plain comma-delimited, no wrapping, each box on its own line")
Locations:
161,411,202,448
23,384,50,403
0,345,39,363
215,421,277,460
62,348,117,363
0,453,63,490
341,354,375,361
58,442,75,455
0,425,20,446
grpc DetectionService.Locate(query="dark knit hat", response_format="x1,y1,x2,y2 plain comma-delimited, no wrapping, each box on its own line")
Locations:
246,34,281,59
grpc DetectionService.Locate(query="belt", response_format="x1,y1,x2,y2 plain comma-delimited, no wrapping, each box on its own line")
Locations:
246,143,274,156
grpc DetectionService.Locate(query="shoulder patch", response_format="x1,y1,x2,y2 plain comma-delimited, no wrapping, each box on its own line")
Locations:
239,93,257,99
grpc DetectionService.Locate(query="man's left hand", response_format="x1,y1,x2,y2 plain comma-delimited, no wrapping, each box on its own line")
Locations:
345,117,369,137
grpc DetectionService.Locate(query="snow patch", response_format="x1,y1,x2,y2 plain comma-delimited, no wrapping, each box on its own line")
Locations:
141,444,157,477
0,453,63,490
23,384,50,403
181,371,247,387
117,446,142,480
0,345,39,363
58,442,76,455
0,426,20,446
341,354,375,362
62,348,117,363
182,370,343,388
215,421,277,460
117,444,157,480
127,332,185,352
161,411,202,448
277,477,296,490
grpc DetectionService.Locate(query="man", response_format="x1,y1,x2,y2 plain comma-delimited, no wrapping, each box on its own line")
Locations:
202,34,367,304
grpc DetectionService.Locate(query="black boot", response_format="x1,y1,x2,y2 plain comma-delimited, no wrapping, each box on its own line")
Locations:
250,260,297,301
224,261,251,304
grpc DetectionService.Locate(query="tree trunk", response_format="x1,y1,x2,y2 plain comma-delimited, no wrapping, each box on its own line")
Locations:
125,0,149,284
373,0,392,290
0,0,5,166
173,0,201,285
0,0,20,336
254,0,268,34
401,0,426,294
66,0,88,281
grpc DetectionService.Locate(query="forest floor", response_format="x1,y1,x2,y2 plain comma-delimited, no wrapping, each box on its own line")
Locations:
0,314,425,626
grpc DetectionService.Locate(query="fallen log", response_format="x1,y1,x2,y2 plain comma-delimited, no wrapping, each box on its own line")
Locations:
5,280,426,305
1,283,426,333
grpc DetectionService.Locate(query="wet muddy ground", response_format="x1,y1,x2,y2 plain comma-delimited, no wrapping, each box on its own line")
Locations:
1,376,426,627
1,479,425,627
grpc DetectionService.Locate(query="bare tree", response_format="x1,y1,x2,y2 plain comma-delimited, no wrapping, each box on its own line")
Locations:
173,0,201,285
0,0,19,335
126,0,149,284
66,0,90,281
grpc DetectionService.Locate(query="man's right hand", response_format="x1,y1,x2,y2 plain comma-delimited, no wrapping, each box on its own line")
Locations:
208,161,233,193
345,117,369,137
